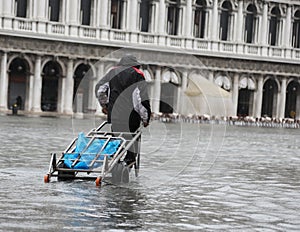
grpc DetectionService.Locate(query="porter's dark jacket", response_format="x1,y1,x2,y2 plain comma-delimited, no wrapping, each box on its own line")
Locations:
95,55,151,131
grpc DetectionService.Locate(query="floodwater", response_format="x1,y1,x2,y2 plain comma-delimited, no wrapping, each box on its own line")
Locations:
0,115,299,231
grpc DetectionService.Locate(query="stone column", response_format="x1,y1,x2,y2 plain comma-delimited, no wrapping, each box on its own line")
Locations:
236,0,243,43
31,55,42,112
95,0,101,27
207,4,213,40
121,0,127,30
184,0,192,37
127,0,138,42
58,75,66,114
25,73,34,112
211,0,218,40
255,75,263,118
260,2,268,45
100,0,109,27
95,62,105,115
63,59,74,115
35,0,47,33
279,77,287,119
2,0,13,16
0,52,8,111
99,0,109,40
127,0,138,31
283,5,292,48
296,90,300,120
153,66,162,114
67,0,79,24
67,0,79,36
87,65,97,113
232,73,239,116
179,70,188,114
34,0,47,19
158,0,166,34
60,0,66,23
2,0,13,29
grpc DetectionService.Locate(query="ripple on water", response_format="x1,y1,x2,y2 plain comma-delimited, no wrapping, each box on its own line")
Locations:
0,116,300,231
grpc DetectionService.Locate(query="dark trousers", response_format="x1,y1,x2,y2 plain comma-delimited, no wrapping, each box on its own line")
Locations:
111,111,141,164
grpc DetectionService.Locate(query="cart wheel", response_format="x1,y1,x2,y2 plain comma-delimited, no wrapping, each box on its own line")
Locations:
44,174,50,183
95,177,102,187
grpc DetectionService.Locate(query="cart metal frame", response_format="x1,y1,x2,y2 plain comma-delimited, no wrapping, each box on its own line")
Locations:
44,121,142,186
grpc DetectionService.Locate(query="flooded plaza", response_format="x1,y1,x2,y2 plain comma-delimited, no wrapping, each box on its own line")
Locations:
0,115,299,231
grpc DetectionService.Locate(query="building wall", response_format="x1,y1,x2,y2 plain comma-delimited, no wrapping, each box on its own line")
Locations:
0,0,300,119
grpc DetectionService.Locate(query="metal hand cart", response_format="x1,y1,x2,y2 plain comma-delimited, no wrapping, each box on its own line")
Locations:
44,121,142,186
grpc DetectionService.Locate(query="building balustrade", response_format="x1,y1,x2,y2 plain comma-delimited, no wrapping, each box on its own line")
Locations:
110,30,127,41
49,23,65,35
139,33,155,44
247,45,259,55
196,40,208,50
2,16,300,63
271,48,283,57
80,27,97,38
12,17,32,31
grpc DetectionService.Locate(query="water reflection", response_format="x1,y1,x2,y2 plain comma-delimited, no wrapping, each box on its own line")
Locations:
0,115,299,231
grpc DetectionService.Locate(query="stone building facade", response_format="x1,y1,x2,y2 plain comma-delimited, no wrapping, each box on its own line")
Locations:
0,0,300,119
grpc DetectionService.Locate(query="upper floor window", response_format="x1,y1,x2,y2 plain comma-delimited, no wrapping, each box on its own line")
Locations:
49,0,61,22
244,4,257,43
140,0,153,32
15,0,28,18
167,0,181,35
81,0,93,25
269,7,281,46
219,1,233,41
193,0,206,38
292,10,300,48
111,0,124,29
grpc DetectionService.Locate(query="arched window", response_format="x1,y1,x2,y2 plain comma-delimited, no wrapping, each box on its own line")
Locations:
162,70,180,84
269,7,281,46
244,4,257,43
140,0,153,32
167,0,181,35
262,79,278,117
41,61,62,112
214,75,231,91
15,0,28,18
111,0,124,29
219,1,232,41
49,0,61,22
292,10,300,48
194,0,206,38
140,68,153,82
73,64,91,113
81,0,93,26
285,81,300,118
8,58,29,110
160,70,180,114
237,77,256,117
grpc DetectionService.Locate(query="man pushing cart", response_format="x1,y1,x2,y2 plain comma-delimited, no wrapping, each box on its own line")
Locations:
95,54,151,166
44,55,151,186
